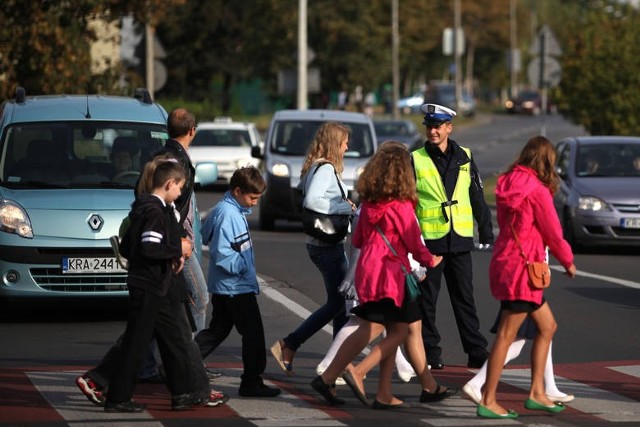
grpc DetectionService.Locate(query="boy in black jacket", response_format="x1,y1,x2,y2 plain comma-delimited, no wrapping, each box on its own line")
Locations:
104,159,194,412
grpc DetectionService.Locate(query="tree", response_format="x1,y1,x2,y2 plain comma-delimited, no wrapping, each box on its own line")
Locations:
553,0,640,135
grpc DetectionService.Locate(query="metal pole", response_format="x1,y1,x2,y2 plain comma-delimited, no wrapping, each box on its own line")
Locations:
392,0,400,119
145,23,155,100
454,0,462,111
509,0,517,98
297,0,308,110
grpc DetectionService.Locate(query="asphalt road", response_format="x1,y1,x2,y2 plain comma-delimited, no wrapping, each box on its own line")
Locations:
1,112,639,427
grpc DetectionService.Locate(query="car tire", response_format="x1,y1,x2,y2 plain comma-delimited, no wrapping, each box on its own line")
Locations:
563,212,581,252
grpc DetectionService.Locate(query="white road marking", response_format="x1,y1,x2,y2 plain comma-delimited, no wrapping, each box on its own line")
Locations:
499,368,640,423
549,265,640,290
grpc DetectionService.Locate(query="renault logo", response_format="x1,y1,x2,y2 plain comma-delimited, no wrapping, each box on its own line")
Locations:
87,213,104,232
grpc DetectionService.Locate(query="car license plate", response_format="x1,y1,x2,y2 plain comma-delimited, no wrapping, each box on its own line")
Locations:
620,218,640,229
62,257,127,274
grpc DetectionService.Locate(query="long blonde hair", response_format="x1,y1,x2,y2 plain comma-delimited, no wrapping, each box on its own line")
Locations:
300,122,349,177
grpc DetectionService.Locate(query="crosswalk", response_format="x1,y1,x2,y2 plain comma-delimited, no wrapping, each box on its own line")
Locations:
2,361,637,426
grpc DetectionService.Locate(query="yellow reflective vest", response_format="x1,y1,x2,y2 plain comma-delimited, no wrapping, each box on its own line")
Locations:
413,147,474,240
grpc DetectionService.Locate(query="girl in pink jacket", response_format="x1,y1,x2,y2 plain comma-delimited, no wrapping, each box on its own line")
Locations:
478,136,577,419
311,141,444,408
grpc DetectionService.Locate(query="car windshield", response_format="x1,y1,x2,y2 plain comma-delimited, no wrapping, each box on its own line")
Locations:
576,143,640,177
192,129,252,147
0,121,168,188
270,120,374,158
374,122,411,136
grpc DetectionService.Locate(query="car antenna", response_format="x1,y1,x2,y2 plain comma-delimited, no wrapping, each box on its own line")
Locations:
85,90,91,119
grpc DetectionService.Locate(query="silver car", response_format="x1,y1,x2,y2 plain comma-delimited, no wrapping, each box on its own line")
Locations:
252,110,377,230
554,136,640,249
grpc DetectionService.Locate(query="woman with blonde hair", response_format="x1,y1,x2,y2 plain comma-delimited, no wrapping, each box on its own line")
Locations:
271,122,357,375
478,135,576,419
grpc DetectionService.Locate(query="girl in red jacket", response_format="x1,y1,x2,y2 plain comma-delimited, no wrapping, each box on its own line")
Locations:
311,141,442,408
478,136,577,419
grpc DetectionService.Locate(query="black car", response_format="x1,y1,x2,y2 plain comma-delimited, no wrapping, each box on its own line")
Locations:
373,119,423,150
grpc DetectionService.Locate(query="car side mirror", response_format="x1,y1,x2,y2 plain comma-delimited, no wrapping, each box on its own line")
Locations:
194,162,218,188
251,145,263,159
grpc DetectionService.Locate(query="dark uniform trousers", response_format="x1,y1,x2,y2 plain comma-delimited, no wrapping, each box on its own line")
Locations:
195,292,266,387
418,251,488,359
107,287,191,404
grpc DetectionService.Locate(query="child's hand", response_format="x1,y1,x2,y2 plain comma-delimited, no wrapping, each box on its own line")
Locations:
181,238,193,259
429,255,443,268
173,256,185,273
565,263,577,278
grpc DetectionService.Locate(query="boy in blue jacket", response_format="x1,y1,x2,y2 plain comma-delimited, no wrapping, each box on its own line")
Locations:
195,166,281,398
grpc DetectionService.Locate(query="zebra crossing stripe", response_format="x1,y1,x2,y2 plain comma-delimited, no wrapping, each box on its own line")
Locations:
500,368,640,423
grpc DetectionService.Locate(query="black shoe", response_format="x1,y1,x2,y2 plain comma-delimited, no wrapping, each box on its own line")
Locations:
372,399,404,410
467,350,489,368
420,385,457,403
104,400,146,413
206,368,223,379
238,383,281,398
311,376,345,406
429,356,444,370
172,393,200,411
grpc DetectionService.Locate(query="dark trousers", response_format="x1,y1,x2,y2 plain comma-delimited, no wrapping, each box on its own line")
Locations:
107,287,191,403
418,251,488,358
195,292,266,387
90,282,210,401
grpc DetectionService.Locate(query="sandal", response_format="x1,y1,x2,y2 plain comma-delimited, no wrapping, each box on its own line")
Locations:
270,340,294,376
311,376,345,406
342,369,369,406
420,384,457,402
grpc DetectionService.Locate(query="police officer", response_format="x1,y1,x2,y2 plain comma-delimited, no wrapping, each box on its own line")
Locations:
412,103,494,369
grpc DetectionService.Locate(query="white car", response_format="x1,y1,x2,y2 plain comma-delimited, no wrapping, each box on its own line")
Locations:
189,117,262,182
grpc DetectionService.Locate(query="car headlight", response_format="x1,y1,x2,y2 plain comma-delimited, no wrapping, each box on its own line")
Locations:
523,101,535,109
270,162,290,178
0,200,33,238
578,196,611,212
505,100,513,108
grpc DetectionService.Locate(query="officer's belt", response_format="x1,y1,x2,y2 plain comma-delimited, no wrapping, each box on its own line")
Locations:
440,200,458,223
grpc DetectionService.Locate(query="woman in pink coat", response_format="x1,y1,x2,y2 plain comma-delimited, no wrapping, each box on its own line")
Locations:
478,136,577,419
311,141,443,408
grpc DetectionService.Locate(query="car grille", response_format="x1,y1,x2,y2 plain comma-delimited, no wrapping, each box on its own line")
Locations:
611,228,640,237
613,203,640,214
30,268,128,292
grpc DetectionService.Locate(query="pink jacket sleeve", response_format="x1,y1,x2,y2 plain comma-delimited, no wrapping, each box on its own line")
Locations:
531,186,574,269
395,201,436,267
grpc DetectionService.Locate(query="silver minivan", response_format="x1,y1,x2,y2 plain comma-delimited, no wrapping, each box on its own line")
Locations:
252,110,377,230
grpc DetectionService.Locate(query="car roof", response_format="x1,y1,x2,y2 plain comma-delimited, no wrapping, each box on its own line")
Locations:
562,136,640,145
197,121,256,129
1,94,168,127
271,109,372,124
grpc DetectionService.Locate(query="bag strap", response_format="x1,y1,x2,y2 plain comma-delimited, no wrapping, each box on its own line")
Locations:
509,221,530,264
308,161,347,200
375,225,410,275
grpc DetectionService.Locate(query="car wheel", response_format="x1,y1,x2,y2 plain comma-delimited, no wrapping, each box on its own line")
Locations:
563,212,581,252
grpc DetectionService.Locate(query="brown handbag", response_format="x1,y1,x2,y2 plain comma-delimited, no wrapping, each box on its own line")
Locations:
510,223,551,289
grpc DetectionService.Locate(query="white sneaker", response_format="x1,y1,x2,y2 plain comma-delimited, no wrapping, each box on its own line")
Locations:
462,383,481,404
316,367,346,386
546,393,575,403
397,370,416,383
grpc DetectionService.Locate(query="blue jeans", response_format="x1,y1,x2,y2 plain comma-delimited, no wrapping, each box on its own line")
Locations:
183,255,208,334
284,244,349,351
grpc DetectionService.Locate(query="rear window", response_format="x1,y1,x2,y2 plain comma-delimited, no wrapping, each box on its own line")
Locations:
192,129,253,147
269,120,374,158
0,121,168,188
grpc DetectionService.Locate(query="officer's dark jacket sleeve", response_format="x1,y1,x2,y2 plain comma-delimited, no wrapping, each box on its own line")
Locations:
469,156,494,244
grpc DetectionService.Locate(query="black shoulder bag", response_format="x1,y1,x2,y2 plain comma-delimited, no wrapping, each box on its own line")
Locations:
301,162,352,244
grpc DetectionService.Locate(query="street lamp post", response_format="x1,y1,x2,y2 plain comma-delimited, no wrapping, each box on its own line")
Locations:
297,0,308,110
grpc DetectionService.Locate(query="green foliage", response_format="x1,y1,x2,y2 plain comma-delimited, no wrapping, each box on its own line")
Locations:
554,0,640,135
